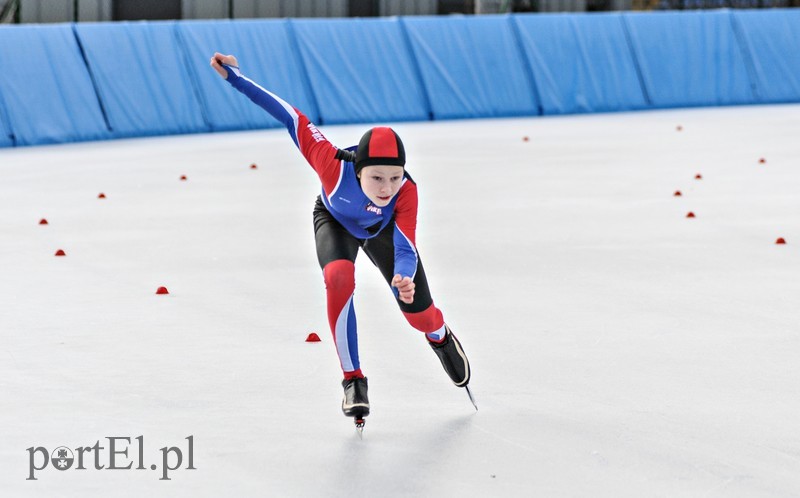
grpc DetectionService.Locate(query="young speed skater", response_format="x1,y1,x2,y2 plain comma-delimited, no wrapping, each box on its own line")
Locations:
211,53,473,428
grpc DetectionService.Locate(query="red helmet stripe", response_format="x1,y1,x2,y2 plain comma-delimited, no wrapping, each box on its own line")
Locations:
368,127,398,158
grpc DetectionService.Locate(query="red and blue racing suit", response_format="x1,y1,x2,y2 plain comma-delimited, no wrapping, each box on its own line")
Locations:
224,64,447,379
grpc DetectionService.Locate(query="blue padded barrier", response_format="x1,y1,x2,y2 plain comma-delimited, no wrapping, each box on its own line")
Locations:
402,15,539,120
177,19,319,131
731,9,800,103
74,21,208,138
623,10,755,108
0,25,109,146
291,17,429,125
2,10,800,150
0,97,12,147
513,13,648,115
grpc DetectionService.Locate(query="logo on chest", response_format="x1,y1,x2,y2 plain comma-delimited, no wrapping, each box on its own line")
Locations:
365,203,382,216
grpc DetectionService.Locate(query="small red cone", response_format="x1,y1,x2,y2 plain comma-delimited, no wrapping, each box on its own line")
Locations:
695,174,702,180
775,237,786,245
686,212,696,218
305,332,321,343
156,286,169,295
759,158,766,164
676,125,683,131
522,136,530,142
39,218,49,225
180,175,187,181
674,190,682,197
250,163,258,170
55,249,66,256
98,193,106,199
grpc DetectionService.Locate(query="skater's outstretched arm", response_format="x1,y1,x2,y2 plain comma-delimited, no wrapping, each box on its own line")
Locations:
210,52,342,192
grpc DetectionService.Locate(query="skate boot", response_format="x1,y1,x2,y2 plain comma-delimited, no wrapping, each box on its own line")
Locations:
341,377,370,418
429,326,471,387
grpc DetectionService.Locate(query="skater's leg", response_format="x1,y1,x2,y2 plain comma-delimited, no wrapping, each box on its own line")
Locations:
362,225,470,387
402,303,446,342
314,198,364,379
323,260,362,378
393,265,469,386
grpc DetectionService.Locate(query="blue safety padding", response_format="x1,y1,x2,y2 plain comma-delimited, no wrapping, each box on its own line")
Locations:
177,19,319,130
0,94,12,147
0,25,109,146
290,18,428,125
74,21,208,138
732,9,800,103
623,10,754,108
402,15,539,120
513,13,647,115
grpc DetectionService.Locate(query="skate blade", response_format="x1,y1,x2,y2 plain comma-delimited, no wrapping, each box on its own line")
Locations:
465,386,478,412
354,418,366,439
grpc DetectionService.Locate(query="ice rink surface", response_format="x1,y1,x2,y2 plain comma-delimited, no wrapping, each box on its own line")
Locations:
1,104,799,497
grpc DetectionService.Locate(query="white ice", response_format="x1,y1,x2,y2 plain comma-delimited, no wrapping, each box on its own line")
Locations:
1,104,799,497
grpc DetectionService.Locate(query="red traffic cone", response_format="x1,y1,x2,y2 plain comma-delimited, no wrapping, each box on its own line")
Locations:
673,190,682,197
305,332,321,343
759,158,766,164
686,212,696,218
156,286,169,295
250,163,258,170
775,237,786,245
55,249,66,256
180,175,187,181
98,193,106,199
694,174,702,180
39,218,49,225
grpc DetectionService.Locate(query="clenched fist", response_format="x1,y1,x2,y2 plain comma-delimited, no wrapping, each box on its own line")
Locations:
391,274,415,304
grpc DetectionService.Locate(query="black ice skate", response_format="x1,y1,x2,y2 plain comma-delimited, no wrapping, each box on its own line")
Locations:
429,327,471,387
342,377,370,436
342,377,370,418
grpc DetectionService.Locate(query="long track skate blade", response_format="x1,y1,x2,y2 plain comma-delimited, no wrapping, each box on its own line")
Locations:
465,386,478,411
355,418,366,439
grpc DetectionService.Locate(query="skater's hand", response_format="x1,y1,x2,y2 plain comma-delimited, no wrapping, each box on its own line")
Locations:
210,52,239,79
392,274,415,304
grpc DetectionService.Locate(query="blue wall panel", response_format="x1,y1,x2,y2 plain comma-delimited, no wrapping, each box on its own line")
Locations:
513,13,647,115
623,10,754,108
74,21,208,138
732,9,800,103
0,25,109,146
291,18,428,125
177,19,319,131
0,97,13,147
403,15,539,120
2,10,799,150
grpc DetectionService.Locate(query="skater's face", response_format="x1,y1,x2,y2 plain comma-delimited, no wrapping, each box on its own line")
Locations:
358,165,405,207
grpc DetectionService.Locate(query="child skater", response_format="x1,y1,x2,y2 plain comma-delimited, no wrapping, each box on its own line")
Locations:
211,53,472,426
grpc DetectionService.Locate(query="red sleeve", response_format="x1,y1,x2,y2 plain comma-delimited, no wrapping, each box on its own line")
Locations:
394,179,418,246
295,111,343,195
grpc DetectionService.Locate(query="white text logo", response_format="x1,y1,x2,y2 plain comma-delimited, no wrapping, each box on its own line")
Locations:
307,123,325,142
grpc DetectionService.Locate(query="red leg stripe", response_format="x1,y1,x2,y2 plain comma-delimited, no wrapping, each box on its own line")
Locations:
402,304,444,333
